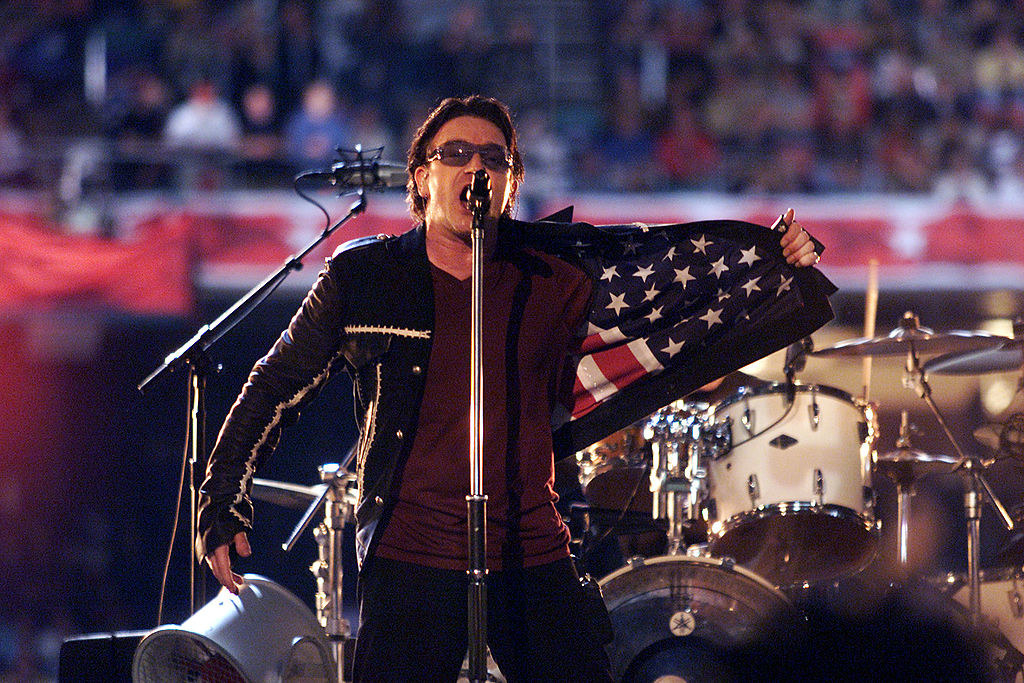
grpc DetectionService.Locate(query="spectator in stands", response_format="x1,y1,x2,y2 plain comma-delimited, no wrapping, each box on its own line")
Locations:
653,100,720,189
277,0,323,108
163,76,242,189
933,141,989,206
236,82,289,187
583,71,655,191
104,68,173,190
974,25,1024,124
283,79,354,170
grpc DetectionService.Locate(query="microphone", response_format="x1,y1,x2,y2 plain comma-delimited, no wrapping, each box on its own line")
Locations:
469,169,491,216
297,160,408,190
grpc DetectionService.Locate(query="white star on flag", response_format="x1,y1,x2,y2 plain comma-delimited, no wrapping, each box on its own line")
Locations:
643,284,659,302
700,307,723,328
738,246,760,266
673,266,695,287
777,275,793,296
716,288,731,302
662,337,685,357
741,276,761,296
663,246,677,261
634,264,655,282
606,292,629,314
644,306,664,323
690,235,712,254
709,256,728,278
600,265,619,281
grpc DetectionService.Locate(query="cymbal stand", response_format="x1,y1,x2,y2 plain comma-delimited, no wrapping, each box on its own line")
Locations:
902,314,1014,625
889,411,916,572
282,464,358,683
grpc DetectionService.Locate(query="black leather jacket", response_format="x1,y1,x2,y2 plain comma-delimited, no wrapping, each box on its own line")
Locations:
196,216,837,569
197,224,438,568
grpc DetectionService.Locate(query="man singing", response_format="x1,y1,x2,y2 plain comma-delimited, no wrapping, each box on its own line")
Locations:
195,95,820,681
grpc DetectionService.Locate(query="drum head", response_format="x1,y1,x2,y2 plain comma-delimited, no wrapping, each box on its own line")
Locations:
599,555,799,682
709,507,878,587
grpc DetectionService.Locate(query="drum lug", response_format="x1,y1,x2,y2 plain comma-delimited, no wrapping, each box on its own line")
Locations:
1009,587,1024,619
814,468,824,504
741,399,753,434
747,474,760,505
626,555,646,569
808,386,820,430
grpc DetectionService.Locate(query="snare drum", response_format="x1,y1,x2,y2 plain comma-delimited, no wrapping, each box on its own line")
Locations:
705,383,879,587
599,554,799,681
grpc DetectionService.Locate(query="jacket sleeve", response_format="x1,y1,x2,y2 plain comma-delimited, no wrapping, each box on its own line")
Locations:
195,254,350,562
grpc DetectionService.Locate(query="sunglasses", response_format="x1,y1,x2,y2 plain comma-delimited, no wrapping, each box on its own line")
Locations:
426,140,513,172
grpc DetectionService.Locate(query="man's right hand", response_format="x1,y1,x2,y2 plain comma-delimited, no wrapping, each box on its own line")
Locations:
207,531,251,594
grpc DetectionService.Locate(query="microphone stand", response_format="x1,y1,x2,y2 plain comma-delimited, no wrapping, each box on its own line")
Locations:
138,189,368,618
466,170,490,683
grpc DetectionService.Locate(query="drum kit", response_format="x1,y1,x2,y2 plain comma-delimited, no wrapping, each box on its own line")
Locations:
153,311,1024,682
572,311,1024,680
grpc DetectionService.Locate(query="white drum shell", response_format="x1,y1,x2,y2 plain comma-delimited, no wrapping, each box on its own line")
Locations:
704,383,879,586
707,383,875,524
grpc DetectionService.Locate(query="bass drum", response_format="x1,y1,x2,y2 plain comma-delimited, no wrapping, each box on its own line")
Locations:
599,554,799,682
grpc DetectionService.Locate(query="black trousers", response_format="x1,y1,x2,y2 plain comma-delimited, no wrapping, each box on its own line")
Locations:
351,556,612,682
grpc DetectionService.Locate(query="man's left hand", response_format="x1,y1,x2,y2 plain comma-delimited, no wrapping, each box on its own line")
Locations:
778,208,819,267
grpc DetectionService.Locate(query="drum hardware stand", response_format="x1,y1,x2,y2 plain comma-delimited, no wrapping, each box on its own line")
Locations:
648,410,728,554
466,169,491,683
278,464,358,683
900,311,1014,626
138,183,370,618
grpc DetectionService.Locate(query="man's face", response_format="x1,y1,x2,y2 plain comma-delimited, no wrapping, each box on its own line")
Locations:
414,115,516,242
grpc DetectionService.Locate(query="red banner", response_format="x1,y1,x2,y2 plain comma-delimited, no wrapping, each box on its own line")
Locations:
0,212,193,316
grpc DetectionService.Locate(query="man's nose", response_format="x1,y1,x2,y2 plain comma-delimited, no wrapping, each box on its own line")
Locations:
464,151,486,172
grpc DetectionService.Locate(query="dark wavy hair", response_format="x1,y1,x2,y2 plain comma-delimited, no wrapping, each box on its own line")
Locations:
406,95,525,222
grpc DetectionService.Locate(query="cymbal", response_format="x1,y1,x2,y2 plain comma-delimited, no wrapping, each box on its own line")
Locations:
812,327,1008,358
924,339,1024,375
251,477,327,509
875,448,960,485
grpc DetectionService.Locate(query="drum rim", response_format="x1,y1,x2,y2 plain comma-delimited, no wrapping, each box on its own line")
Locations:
935,565,1024,591
707,381,862,416
709,502,878,538
597,552,788,602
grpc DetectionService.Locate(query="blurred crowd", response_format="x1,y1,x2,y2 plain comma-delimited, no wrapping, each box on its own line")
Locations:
6,0,1024,678
0,0,1024,203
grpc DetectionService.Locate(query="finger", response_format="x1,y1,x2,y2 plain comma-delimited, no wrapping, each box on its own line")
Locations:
779,215,801,247
234,532,251,558
782,226,809,255
208,545,243,594
788,242,819,266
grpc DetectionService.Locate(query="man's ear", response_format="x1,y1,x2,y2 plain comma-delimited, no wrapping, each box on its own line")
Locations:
414,165,429,201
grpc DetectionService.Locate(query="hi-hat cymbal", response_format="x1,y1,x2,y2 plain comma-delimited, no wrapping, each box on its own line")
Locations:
812,327,1008,358
924,339,1024,375
251,477,327,509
